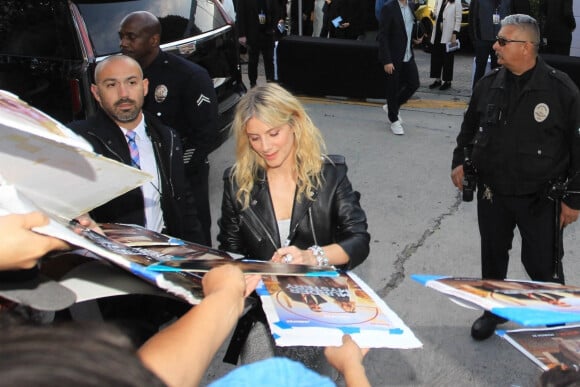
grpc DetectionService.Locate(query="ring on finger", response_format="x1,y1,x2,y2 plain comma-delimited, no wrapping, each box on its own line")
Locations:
283,254,293,264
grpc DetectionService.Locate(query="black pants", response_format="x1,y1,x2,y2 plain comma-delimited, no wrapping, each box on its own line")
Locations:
384,57,420,123
477,189,564,284
430,42,455,82
248,34,275,86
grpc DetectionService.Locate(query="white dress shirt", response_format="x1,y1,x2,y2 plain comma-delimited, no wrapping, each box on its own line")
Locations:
120,114,164,233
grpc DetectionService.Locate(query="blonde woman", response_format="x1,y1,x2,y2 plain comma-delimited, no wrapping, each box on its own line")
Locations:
217,83,369,374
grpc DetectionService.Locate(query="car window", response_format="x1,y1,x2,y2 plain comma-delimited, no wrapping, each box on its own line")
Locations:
0,0,77,59
74,0,228,56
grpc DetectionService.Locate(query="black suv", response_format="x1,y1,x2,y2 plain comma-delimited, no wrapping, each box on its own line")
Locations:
0,0,245,141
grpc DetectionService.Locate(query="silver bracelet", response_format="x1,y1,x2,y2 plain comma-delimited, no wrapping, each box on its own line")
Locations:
309,245,329,266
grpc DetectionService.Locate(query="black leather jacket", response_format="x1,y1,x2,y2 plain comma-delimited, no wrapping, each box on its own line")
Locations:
68,109,204,243
217,155,370,270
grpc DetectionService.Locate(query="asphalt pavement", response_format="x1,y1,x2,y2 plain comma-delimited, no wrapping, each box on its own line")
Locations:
201,46,580,386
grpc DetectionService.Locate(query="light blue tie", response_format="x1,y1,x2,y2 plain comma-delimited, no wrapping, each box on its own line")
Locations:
125,131,140,169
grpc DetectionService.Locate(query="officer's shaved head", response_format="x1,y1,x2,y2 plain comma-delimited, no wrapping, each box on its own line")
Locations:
120,11,161,39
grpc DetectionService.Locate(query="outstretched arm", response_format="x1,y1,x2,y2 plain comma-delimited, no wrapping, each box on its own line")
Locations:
324,334,370,387
138,265,257,387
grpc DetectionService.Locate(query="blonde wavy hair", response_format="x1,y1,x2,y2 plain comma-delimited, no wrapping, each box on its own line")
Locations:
230,83,327,209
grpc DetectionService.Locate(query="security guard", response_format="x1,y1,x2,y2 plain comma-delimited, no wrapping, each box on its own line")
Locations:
119,11,219,246
451,14,580,341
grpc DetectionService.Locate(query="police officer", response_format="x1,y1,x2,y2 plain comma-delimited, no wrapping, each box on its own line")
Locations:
451,14,580,341
119,11,219,246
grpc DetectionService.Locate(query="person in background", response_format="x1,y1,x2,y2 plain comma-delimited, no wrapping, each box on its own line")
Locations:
236,0,284,88
119,11,218,247
451,14,580,341
290,0,315,36
375,0,387,22
328,0,365,39
469,0,513,89
512,0,530,15
539,0,576,56
378,0,423,135
217,83,370,376
320,0,334,37
428,0,462,91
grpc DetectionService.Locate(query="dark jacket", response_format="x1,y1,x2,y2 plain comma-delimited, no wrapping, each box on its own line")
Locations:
468,0,513,42
452,57,580,209
68,109,204,243
236,0,282,45
329,0,364,39
217,155,370,270
377,0,418,66
512,0,531,15
143,50,219,171
540,0,576,44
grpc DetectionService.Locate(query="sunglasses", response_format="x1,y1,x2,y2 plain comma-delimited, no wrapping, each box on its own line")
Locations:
496,36,529,46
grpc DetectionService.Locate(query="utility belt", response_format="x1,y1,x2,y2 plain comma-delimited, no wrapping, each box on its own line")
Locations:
475,179,562,215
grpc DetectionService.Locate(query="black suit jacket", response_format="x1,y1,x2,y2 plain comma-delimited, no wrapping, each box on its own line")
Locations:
68,110,204,244
377,0,417,66
236,0,282,45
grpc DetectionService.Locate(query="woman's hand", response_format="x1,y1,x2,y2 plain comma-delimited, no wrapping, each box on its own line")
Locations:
74,213,104,235
451,32,457,43
271,245,317,266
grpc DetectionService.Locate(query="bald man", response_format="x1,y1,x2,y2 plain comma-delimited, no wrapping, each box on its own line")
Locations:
119,11,218,246
68,55,203,244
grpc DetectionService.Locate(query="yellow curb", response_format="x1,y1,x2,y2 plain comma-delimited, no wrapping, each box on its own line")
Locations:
298,96,467,109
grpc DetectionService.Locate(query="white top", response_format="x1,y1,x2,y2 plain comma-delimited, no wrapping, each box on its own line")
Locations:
120,114,164,233
277,218,291,247
399,0,414,62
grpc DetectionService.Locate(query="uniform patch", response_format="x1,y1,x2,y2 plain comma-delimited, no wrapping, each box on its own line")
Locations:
533,103,549,123
154,84,168,103
197,94,211,106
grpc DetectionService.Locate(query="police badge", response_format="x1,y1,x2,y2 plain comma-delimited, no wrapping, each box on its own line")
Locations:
533,103,549,123
154,84,168,103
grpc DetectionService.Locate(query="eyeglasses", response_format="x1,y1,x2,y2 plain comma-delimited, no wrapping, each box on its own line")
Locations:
496,36,529,46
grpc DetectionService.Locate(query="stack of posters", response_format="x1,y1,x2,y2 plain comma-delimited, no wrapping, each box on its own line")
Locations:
98,223,338,278
258,271,423,349
497,325,580,371
0,90,152,220
412,275,580,326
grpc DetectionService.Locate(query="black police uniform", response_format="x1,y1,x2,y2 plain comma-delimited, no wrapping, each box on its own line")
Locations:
452,56,580,284
142,50,219,246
